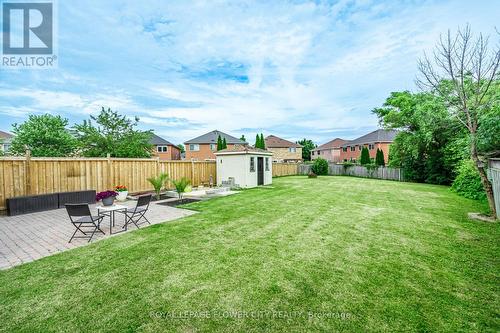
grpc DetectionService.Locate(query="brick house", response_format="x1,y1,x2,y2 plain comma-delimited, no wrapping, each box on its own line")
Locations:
150,134,181,160
339,129,397,163
311,138,347,163
184,130,247,160
264,135,303,163
0,130,14,154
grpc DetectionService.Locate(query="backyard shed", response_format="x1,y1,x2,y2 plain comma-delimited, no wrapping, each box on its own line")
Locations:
214,145,273,188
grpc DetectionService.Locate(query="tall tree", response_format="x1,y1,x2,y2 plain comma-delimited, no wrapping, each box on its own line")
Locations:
222,137,227,149
416,25,499,216
9,114,77,157
297,138,316,161
360,147,371,165
255,134,261,148
260,133,265,149
73,107,153,158
375,149,385,166
240,134,246,142
217,135,223,151
177,144,185,153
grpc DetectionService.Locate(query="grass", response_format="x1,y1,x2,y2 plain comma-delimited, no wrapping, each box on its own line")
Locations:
1,176,498,332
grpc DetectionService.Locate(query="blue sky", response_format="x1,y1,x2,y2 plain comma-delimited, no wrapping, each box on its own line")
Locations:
0,0,498,145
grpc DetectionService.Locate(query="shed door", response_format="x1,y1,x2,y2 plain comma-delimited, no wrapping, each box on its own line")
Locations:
257,157,264,185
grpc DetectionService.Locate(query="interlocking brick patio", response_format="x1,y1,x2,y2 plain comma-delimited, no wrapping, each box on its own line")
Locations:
0,200,196,270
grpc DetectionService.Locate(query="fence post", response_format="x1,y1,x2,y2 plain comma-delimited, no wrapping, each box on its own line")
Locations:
25,149,31,195
191,160,195,186
107,153,112,189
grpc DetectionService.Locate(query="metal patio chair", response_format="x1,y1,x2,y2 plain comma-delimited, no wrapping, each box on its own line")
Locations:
119,194,152,230
65,204,105,242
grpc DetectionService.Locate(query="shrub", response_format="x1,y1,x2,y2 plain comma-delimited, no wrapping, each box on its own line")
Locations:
375,149,385,166
311,158,329,175
451,160,486,200
360,147,371,165
172,177,192,201
147,173,169,200
308,171,317,178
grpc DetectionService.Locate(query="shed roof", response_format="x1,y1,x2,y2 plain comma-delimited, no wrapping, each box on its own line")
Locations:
214,145,273,156
342,129,398,147
265,135,302,148
185,130,246,145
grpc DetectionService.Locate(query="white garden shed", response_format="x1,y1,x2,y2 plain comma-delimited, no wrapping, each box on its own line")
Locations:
214,146,273,188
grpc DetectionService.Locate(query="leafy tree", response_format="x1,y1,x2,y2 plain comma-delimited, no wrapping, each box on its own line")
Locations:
217,135,223,151
73,107,153,158
451,160,486,200
9,114,77,157
416,25,499,215
222,137,227,149
311,158,329,175
240,135,246,142
373,91,466,184
177,144,185,153
297,138,316,161
360,147,371,165
375,149,385,166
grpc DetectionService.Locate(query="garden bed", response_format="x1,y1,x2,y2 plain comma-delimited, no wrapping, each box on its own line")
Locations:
156,198,201,207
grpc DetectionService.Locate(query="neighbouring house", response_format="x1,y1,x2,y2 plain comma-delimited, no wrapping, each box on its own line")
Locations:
150,134,181,160
214,145,273,188
339,129,398,163
264,135,303,163
184,130,247,160
311,138,347,163
0,130,13,154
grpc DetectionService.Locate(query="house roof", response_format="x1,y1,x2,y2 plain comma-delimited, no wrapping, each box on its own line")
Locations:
185,130,246,145
342,129,398,147
214,144,273,156
149,134,175,146
316,138,347,150
0,130,14,140
265,135,302,148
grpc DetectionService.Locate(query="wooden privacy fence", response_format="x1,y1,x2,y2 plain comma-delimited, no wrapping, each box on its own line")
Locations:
272,163,299,177
298,163,404,181
488,159,500,219
0,157,216,211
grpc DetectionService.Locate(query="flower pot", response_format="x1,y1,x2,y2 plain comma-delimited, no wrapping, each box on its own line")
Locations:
102,197,114,206
116,191,128,201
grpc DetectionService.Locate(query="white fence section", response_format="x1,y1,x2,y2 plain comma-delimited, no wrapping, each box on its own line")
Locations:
299,163,404,181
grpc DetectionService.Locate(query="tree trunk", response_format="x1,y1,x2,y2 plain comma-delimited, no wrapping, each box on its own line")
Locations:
470,138,497,217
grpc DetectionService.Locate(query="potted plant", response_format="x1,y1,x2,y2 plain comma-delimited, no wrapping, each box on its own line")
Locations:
115,185,128,201
96,190,118,206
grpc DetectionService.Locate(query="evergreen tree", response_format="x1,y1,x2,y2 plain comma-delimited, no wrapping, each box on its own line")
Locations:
375,149,385,166
240,135,246,142
360,147,371,165
222,137,227,149
260,133,265,149
217,135,223,151
255,134,261,148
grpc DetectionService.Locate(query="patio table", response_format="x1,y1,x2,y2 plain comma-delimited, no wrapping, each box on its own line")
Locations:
97,204,128,234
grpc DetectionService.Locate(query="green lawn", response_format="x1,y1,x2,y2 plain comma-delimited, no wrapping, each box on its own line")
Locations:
1,176,498,332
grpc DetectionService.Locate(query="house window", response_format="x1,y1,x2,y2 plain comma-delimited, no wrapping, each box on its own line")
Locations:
250,157,255,172
210,143,216,151
350,146,355,152
358,145,362,151
289,147,296,153
189,144,200,151
317,150,321,155
342,147,347,152
157,146,168,152
265,157,269,171
368,144,375,150
311,151,314,156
